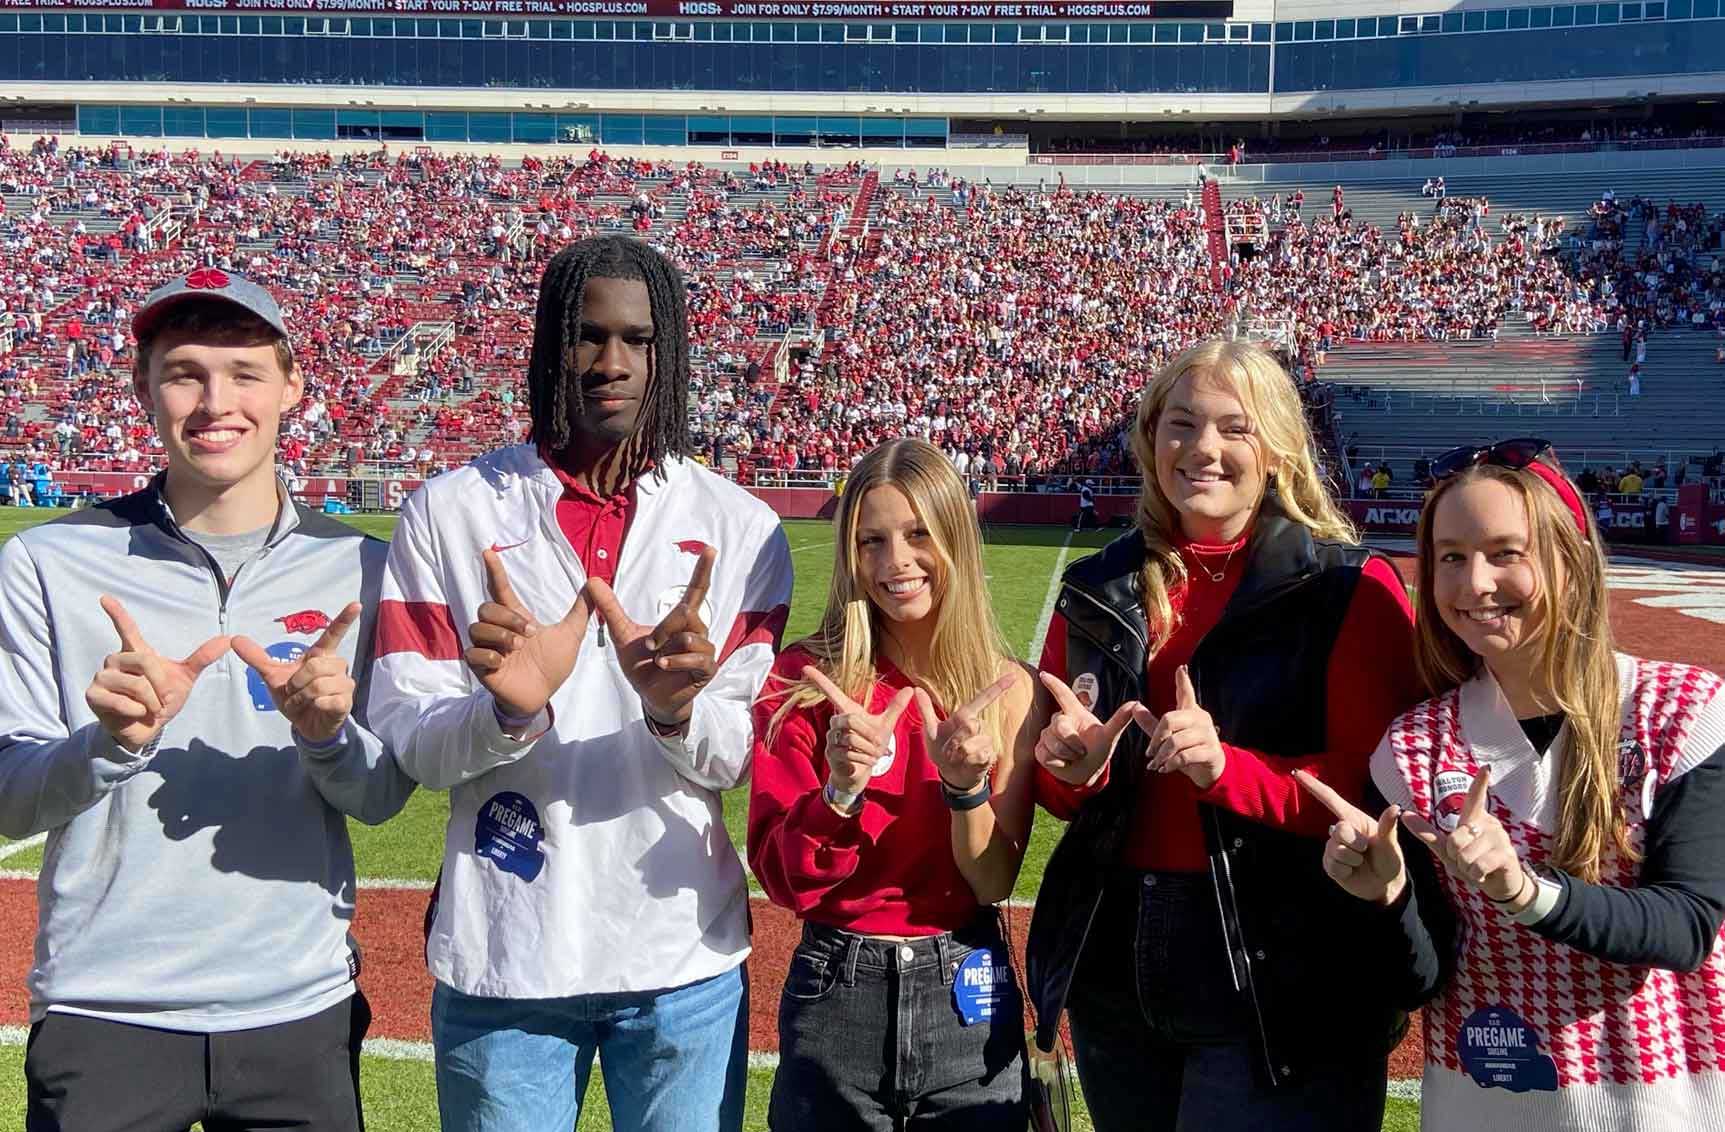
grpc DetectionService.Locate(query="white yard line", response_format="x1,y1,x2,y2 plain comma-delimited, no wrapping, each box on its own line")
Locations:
0,832,45,863
363,1036,436,1061
1027,529,1076,661
790,540,833,555
357,876,437,891
1387,1079,1422,1101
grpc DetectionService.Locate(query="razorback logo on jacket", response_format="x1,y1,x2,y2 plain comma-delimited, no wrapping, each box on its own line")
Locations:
276,609,332,635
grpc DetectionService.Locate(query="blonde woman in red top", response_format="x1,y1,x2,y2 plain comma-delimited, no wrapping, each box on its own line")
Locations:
748,437,1045,1130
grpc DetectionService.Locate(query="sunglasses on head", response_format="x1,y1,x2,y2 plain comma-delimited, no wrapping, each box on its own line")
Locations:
1428,436,1591,538
1431,437,1552,482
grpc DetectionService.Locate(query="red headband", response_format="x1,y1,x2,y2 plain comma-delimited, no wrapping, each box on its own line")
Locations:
1521,459,1590,539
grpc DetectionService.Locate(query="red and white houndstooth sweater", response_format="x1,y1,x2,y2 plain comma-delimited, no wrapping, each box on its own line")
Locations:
1373,653,1725,1131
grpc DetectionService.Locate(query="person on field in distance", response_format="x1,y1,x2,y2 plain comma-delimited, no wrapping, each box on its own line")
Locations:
1304,439,1725,1131
0,269,414,1132
749,437,1045,1130
367,235,793,1132
1026,338,1444,1131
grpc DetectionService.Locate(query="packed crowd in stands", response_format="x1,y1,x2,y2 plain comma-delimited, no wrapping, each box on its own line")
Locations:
3,131,1724,496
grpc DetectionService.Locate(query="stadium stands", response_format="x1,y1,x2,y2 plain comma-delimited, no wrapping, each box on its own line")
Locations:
3,137,1723,500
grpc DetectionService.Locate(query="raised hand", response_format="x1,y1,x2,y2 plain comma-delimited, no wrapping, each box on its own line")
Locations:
1034,671,1138,787
1401,767,1527,904
1140,666,1227,789
85,596,231,753
465,548,592,721
586,547,717,728
234,602,362,745
1293,769,1407,906
803,666,916,799
917,672,1019,796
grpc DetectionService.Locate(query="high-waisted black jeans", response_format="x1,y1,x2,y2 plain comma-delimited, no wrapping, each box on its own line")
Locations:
1067,870,1388,1132
770,912,1028,1131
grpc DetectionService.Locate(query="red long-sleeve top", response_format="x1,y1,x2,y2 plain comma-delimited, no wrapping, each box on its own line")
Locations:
747,648,980,936
1036,533,1422,871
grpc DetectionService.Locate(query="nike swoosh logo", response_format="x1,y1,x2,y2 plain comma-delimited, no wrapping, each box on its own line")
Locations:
488,539,531,554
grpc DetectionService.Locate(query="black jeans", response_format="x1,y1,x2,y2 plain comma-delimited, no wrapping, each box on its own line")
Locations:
1067,872,1386,1132
770,914,1028,1131
25,991,371,1132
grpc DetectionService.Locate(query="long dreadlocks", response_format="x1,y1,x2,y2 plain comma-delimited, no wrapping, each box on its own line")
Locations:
526,236,692,479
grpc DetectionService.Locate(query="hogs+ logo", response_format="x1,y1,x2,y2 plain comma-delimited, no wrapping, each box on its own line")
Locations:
276,609,333,635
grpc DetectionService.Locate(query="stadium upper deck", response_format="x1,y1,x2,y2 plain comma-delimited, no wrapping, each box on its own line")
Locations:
1,2,1723,149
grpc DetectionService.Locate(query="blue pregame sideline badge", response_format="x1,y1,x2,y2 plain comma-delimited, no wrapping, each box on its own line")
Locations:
953,948,1014,1027
1457,1005,1559,1093
246,642,307,711
475,792,546,883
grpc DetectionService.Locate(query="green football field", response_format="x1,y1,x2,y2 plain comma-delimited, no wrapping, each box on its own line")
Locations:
0,507,1421,1131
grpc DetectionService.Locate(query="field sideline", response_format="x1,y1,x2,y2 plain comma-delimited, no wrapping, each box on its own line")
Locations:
8,504,1724,1130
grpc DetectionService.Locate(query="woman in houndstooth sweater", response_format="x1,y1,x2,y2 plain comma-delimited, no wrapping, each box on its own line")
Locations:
1299,439,1725,1131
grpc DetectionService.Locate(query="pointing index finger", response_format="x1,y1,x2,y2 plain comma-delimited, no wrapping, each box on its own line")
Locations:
880,685,917,731
961,672,1018,719
583,577,634,640
1175,665,1200,711
1037,670,1085,717
307,602,361,658
914,687,941,740
681,546,716,615
101,595,149,654
1292,768,1367,825
802,665,861,715
1460,766,1493,826
482,550,526,614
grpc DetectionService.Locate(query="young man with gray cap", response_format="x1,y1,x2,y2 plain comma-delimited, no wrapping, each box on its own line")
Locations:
0,269,415,1131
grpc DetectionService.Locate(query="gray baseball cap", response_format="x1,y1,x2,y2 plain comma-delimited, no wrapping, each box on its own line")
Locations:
133,268,289,342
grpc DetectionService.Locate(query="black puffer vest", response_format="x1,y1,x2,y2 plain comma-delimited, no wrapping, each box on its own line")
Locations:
1025,498,1414,1088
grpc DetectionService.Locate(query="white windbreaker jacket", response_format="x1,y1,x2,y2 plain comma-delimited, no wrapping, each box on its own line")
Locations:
368,447,793,998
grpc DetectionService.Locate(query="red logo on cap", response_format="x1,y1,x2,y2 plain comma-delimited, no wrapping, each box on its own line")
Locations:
185,267,231,290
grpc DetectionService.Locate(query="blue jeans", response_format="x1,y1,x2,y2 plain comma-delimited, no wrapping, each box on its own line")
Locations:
431,966,748,1132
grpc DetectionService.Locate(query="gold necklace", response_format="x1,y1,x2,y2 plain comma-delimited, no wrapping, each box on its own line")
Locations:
1197,542,1242,583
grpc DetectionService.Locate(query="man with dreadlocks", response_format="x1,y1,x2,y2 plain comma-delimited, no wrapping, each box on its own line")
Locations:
368,235,794,1132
